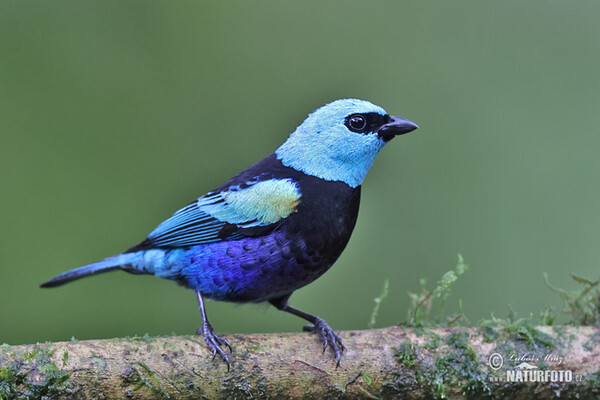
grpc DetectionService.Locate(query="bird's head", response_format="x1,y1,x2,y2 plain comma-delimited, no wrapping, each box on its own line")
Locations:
276,99,418,187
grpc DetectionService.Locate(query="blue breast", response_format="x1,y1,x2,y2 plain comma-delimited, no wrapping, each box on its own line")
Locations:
177,229,323,302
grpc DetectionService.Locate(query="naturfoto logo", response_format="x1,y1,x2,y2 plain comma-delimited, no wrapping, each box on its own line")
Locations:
487,352,582,383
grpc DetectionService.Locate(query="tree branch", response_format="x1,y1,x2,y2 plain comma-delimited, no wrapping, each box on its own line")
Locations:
1,326,599,399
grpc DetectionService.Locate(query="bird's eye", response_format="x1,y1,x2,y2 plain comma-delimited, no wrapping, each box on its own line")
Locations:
346,114,367,132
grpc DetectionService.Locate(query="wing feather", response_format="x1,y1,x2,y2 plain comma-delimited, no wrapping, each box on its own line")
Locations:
145,178,300,248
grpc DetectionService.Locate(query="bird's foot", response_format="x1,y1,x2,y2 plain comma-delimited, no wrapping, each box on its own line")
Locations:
303,317,345,367
197,322,232,370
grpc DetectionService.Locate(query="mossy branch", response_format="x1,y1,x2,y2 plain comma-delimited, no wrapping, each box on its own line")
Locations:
1,325,599,399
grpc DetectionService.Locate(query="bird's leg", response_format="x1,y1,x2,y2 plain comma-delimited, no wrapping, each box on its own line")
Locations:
195,291,232,369
270,295,345,366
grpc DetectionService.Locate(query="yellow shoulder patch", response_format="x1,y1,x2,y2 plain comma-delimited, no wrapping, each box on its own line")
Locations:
199,179,301,226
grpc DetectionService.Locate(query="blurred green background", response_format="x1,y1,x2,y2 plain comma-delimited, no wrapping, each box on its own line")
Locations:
2,1,599,345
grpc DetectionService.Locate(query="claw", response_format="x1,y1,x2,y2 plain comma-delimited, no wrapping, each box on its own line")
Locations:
220,336,233,353
303,317,344,367
197,322,231,370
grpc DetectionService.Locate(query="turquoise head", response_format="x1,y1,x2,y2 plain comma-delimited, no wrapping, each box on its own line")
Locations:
276,99,418,188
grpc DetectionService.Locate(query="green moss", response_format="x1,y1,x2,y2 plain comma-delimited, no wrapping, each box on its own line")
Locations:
246,343,261,352
368,279,390,328
538,307,556,326
584,329,600,352
245,342,273,353
404,255,468,328
396,332,491,399
395,340,417,367
423,330,441,350
479,309,555,349
127,333,154,342
544,272,600,325
361,372,373,386
0,344,72,399
431,332,490,398
122,361,170,398
584,369,600,395
61,351,69,368
220,369,268,400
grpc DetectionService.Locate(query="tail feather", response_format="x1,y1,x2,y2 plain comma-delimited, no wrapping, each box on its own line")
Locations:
40,256,128,288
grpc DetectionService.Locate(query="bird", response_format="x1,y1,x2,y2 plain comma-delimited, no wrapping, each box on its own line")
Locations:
40,98,418,368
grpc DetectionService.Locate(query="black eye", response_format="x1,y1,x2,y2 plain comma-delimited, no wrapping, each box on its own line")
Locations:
346,114,367,132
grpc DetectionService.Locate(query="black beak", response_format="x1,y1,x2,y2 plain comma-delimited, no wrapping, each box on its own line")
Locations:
378,115,419,142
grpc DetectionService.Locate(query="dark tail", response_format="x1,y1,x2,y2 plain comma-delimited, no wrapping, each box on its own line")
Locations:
40,255,132,288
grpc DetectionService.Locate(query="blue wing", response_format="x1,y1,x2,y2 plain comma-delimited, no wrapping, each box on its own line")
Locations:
144,178,301,248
